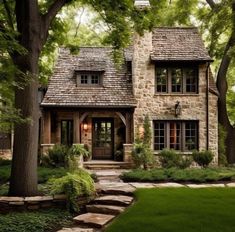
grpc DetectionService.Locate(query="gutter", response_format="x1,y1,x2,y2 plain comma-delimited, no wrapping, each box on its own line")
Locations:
206,62,210,150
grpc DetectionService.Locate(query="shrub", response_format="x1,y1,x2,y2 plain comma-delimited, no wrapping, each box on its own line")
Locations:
218,124,228,166
49,168,95,212
192,150,214,168
0,158,11,166
132,142,154,170
43,145,69,167
158,149,181,168
158,149,192,169
132,115,154,170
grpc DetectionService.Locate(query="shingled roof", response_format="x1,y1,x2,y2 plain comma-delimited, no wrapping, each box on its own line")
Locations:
151,27,212,62
41,47,137,108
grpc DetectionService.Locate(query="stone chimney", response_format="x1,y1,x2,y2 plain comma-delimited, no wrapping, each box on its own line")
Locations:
132,0,153,94
132,0,154,130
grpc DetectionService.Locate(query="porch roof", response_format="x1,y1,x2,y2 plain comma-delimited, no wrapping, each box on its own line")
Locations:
41,47,137,108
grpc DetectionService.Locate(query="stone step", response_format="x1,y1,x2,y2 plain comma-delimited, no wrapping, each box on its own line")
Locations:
86,204,125,215
93,195,133,206
84,161,132,170
101,185,135,196
73,213,115,229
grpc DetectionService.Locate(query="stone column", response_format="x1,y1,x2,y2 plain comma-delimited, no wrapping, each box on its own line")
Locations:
123,144,133,163
73,112,80,144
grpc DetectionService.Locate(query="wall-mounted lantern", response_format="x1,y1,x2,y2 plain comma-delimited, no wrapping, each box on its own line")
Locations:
83,122,88,131
175,101,182,117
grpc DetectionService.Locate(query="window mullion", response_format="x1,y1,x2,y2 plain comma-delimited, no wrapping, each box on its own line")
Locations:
182,122,185,152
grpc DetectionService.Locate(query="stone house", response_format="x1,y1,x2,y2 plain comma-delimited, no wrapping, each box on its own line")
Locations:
40,22,218,164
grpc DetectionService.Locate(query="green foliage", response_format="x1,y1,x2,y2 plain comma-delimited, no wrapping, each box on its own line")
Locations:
143,115,152,147
0,165,10,185
218,124,228,166
43,144,69,167
0,209,72,232
121,167,235,183
49,169,95,212
192,150,214,168
158,149,192,169
132,115,154,169
37,167,67,184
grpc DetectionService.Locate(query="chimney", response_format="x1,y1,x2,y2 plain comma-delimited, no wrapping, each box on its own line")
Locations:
134,0,150,9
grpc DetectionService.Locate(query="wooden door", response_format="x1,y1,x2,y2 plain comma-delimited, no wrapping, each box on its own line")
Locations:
92,118,114,160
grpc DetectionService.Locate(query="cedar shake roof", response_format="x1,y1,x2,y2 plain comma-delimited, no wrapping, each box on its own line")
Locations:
41,47,137,108
151,27,213,62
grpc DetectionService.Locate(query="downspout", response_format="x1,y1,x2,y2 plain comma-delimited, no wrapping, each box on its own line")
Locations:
206,62,210,150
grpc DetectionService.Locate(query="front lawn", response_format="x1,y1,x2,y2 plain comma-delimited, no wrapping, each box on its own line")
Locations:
121,168,235,183
106,188,235,232
0,208,73,232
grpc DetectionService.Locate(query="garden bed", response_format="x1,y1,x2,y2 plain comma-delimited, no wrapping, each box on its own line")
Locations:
121,168,235,183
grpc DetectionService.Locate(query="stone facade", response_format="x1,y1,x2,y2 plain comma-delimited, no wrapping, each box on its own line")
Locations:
132,31,218,160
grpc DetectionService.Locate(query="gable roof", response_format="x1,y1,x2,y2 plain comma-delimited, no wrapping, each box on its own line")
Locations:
41,47,137,108
151,27,212,62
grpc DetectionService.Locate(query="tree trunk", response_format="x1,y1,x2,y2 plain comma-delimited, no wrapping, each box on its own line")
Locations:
9,54,40,196
8,0,69,196
9,0,41,196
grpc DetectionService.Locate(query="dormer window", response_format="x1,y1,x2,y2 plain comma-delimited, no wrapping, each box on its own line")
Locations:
76,72,102,86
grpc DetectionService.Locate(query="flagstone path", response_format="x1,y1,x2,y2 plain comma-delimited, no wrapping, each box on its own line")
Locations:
57,169,235,232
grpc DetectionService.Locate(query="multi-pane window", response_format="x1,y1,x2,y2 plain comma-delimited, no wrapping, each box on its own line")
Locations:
155,66,198,94
77,72,101,86
154,121,198,151
61,120,73,146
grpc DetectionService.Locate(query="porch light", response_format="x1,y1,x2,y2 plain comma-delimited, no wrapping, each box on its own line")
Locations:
83,122,88,131
175,101,182,117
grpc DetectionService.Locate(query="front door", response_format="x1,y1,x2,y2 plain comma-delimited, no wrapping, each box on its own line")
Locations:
92,118,114,160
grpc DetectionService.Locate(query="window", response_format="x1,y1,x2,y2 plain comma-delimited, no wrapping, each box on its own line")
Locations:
154,121,198,151
61,120,73,146
76,72,102,86
155,66,198,94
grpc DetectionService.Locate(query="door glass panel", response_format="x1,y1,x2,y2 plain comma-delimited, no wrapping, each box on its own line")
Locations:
94,120,112,148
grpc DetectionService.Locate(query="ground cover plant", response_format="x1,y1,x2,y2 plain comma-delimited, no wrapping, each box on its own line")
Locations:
106,188,235,232
121,168,235,183
0,208,73,232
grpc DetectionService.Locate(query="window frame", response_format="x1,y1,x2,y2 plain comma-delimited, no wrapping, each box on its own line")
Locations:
153,120,199,152
61,120,74,146
155,65,199,94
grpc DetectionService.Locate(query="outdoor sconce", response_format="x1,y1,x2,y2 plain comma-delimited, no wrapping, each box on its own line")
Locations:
175,101,182,117
83,122,88,131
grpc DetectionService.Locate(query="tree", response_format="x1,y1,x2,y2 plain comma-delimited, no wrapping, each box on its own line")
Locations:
0,0,154,196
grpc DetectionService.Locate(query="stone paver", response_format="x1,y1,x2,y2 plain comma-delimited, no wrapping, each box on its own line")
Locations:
154,183,185,188
101,184,135,196
129,183,155,188
226,183,235,187
86,204,125,215
73,213,115,228
187,184,225,188
94,195,133,206
57,227,94,232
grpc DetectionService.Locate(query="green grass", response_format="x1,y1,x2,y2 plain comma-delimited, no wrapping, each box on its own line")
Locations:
0,208,73,232
121,168,235,183
106,188,235,232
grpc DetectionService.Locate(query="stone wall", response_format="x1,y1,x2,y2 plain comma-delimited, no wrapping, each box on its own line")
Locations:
132,32,218,160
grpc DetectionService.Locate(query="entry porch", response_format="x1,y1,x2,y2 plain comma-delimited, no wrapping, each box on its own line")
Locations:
40,108,134,162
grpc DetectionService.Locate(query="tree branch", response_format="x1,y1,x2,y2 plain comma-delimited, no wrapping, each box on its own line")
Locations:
43,0,71,29
206,0,216,10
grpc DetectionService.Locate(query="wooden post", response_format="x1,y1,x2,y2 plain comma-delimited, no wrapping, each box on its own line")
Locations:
43,111,51,144
73,112,80,144
126,112,132,144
